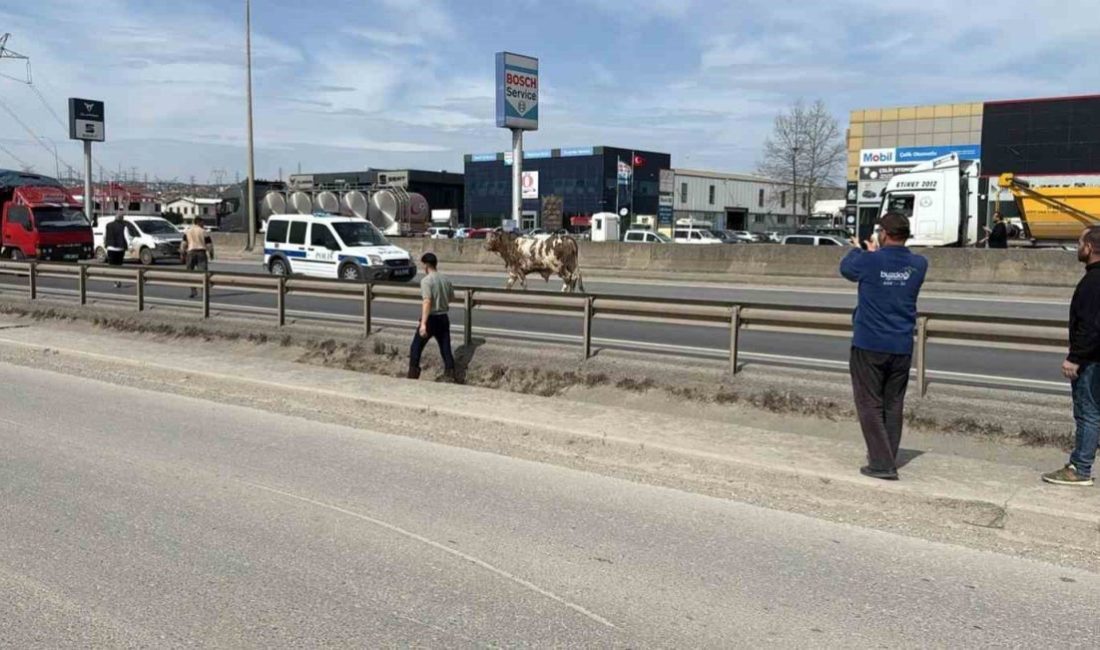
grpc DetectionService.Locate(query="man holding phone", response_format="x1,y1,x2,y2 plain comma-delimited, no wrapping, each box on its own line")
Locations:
840,213,929,480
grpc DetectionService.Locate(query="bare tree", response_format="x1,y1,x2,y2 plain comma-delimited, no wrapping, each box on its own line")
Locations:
758,99,846,220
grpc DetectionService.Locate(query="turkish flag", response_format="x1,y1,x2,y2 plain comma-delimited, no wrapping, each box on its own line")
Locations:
632,155,645,167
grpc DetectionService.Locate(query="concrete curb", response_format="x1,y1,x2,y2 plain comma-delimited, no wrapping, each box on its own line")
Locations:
0,324,1093,553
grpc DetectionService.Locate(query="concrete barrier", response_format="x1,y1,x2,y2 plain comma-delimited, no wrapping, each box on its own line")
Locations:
393,238,1081,288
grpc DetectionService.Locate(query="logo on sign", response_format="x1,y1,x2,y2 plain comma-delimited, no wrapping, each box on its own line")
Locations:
861,148,896,164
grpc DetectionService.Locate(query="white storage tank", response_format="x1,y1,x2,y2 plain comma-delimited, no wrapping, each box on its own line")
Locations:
289,191,313,214
315,190,340,214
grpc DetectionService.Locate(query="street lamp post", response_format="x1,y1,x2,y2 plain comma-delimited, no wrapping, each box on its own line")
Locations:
244,0,257,250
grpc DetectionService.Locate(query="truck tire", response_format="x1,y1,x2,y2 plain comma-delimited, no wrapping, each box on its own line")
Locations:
11,249,25,262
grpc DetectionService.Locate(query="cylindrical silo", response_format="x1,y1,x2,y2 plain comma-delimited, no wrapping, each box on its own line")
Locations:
316,190,340,214
289,191,313,215
342,190,369,219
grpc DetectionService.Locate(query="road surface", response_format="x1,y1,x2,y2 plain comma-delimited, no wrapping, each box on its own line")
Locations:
0,261,1069,386
2,364,1096,646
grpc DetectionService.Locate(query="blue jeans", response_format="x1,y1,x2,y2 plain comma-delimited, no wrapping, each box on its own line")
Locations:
1070,362,1100,478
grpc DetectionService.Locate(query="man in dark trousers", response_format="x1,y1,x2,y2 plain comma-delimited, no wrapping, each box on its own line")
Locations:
104,212,128,288
408,252,457,381
840,213,929,480
981,212,1009,249
1042,226,1100,486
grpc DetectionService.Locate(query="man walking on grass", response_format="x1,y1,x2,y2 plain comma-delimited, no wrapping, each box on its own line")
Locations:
840,213,928,480
1042,226,1100,487
408,252,457,382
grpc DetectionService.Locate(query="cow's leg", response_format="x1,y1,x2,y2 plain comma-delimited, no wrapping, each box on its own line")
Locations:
505,272,518,290
519,272,529,290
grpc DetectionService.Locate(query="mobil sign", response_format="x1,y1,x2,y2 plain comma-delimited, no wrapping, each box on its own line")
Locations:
496,51,539,130
860,148,896,165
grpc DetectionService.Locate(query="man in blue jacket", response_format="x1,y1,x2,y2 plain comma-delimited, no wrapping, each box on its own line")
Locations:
840,213,928,480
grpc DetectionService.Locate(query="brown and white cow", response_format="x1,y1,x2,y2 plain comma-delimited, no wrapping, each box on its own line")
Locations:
485,230,585,293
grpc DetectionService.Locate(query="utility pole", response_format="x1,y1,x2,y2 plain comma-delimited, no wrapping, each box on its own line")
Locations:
791,145,800,224
244,0,257,250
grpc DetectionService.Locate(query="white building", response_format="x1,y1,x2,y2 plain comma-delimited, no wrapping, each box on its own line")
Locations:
672,168,843,233
163,197,221,223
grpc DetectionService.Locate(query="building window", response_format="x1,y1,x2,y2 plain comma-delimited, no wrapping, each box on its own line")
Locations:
708,185,715,205
758,189,764,208
680,182,688,203
801,193,808,210
777,215,788,225
780,191,787,209
754,215,765,224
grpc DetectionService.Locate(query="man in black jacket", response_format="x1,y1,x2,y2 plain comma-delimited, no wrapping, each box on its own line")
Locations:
104,212,128,288
1043,226,1100,486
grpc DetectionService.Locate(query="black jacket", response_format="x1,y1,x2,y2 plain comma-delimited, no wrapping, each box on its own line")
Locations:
1068,262,1100,364
988,222,1008,249
104,220,128,250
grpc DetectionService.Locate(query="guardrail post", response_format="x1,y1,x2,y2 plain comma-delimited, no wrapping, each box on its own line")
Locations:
202,271,211,319
916,316,929,396
136,267,145,312
463,288,474,347
729,305,742,375
363,282,372,337
582,295,594,360
28,261,37,300
276,276,286,327
77,264,87,305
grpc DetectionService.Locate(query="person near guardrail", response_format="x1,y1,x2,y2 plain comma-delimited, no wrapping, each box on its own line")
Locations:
408,252,457,382
1042,226,1100,487
841,213,928,481
182,217,214,299
105,212,127,288
979,212,1009,249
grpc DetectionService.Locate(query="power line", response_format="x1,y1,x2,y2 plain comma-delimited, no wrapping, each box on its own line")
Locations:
0,96,77,171
0,141,30,169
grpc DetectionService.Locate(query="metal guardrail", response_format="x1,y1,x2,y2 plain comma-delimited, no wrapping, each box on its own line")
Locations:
0,260,1069,396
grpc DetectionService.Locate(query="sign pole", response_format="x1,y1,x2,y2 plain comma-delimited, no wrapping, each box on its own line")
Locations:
511,128,522,227
83,140,93,222
244,0,257,250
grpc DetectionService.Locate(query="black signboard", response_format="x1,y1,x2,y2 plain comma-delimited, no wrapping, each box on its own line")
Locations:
68,97,105,142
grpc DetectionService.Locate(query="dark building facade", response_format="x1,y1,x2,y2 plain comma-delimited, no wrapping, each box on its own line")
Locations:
981,94,1100,176
464,146,671,229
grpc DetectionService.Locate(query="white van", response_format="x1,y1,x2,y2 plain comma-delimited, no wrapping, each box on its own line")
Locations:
92,215,184,265
263,213,416,282
623,229,671,243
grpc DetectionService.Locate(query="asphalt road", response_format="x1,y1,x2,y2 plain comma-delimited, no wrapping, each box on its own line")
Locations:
0,262,1068,386
2,364,1096,646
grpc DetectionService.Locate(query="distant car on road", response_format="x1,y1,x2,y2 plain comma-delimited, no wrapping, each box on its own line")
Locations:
672,226,722,245
727,230,765,243
623,229,671,243
464,228,492,240
709,230,742,244
427,227,455,239
780,234,851,246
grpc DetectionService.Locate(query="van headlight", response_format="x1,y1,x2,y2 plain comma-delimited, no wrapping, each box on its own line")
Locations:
367,254,383,266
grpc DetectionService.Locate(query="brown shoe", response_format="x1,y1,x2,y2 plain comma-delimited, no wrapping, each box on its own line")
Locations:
1041,464,1094,486
406,366,421,380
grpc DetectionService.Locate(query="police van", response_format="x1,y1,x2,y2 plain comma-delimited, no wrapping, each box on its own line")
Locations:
263,213,416,282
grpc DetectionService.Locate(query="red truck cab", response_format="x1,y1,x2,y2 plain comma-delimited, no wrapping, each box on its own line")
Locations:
0,170,94,262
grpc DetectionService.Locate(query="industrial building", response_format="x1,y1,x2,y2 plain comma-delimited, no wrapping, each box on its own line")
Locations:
463,146,670,230
671,168,842,233
847,94,1100,237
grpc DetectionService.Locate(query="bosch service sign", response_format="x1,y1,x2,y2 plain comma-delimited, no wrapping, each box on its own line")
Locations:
68,97,105,142
496,52,538,130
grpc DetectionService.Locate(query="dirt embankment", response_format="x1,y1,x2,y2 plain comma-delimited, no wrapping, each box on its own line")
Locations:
0,298,1073,449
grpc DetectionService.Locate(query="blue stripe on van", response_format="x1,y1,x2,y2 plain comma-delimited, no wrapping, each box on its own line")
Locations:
265,248,306,258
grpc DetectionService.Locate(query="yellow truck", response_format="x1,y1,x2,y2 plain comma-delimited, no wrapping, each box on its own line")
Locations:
997,174,1100,242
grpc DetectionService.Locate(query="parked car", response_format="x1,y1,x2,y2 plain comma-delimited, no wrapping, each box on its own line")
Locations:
264,212,415,282
798,227,851,239
710,230,742,244
763,231,784,243
464,228,493,240
93,215,183,265
427,226,455,239
453,227,474,239
727,230,765,243
780,234,851,246
623,229,671,243
673,226,722,245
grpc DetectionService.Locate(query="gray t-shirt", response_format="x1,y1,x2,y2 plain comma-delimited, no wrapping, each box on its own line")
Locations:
421,272,454,314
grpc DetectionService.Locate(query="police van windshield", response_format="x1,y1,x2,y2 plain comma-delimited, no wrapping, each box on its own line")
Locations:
333,221,388,247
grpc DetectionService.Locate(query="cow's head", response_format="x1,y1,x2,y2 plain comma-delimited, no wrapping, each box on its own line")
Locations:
485,228,510,253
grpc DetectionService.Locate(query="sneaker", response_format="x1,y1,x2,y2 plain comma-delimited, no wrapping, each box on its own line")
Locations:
1041,464,1094,486
860,465,899,481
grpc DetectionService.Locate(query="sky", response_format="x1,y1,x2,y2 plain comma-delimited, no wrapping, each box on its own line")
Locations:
1,0,1098,184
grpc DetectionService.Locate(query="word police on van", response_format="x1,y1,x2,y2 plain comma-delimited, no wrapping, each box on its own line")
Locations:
264,213,416,282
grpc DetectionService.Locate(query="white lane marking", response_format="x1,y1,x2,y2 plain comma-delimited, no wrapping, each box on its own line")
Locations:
239,480,616,629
